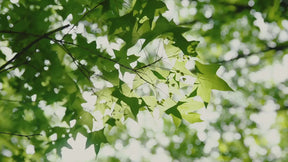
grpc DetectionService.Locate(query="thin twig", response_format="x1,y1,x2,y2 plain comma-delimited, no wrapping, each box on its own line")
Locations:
54,41,97,95
135,57,162,70
0,131,41,140
0,30,40,37
52,39,137,72
0,29,164,75
0,99,21,102
215,45,287,64
0,28,169,92
0,25,70,73
0,60,30,74
61,1,104,40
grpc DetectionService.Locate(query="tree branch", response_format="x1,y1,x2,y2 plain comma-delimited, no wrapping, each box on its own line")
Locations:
135,57,162,70
53,41,98,95
61,1,104,40
214,45,287,64
0,30,40,37
0,99,21,102
0,25,70,73
0,131,41,140
0,28,165,88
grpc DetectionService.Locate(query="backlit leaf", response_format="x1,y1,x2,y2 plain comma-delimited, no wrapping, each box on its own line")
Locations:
195,61,233,103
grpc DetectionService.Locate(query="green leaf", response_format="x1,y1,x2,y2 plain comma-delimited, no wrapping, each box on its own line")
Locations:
134,0,168,25
86,129,108,155
174,35,199,56
55,137,72,156
171,114,182,128
151,70,166,80
106,118,116,126
165,98,203,125
117,53,139,68
165,101,185,119
141,15,189,48
109,12,136,45
177,98,204,124
174,60,195,76
188,88,198,97
102,70,120,86
195,61,233,103
78,110,94,131
178,98,204,112
142,96,157,108
57,0,84,23
46,136,72,157
112,88,141,117
182,112,202,124
140,15,199,57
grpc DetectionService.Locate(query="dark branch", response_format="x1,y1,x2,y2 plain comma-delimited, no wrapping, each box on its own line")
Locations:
0,99,21,102
214,45,287,64
0,27,165,88
0,25,70,73
0,29,164,74
0,30,40,37
0,60,30,74
53,41,98,95
61,1,104,40
135,57,162,70
49,38,137,72
0,131,41,140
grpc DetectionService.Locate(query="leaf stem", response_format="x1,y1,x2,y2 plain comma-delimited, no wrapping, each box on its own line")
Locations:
135,57,162,70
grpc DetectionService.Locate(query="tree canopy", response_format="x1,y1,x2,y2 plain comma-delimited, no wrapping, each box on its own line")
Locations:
1,0,288,161
0,0,233,160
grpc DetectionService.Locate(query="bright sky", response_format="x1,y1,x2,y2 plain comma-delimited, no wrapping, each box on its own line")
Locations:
61,134,95,162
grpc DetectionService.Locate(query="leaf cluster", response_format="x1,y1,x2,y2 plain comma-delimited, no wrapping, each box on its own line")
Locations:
0,0,232,160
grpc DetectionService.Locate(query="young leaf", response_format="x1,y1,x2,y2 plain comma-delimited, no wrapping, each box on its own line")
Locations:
178,98,205,112
142,96,158,108
195,61,233,103
171,114,182,128
182,113,202,124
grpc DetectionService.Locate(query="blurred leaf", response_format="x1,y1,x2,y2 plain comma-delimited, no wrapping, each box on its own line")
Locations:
86,129,108,155
182,112,202,124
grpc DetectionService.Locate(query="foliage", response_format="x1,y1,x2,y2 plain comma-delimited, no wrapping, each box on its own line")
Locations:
93,0,288,161
0,0,233,160
90,0,288,161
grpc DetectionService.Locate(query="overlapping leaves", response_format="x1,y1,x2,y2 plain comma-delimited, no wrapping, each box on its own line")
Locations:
0,0,232,160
